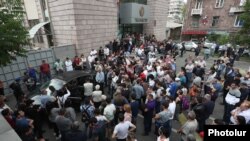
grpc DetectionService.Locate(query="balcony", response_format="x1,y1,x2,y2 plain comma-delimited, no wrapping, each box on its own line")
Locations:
229,6,244,13
191,8,202,16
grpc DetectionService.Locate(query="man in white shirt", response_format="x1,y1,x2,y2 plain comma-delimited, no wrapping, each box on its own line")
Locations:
112,114,136,141
65,57,73,72
136,47,144,57
90,49,97,59
104,46,110,59
83,79,93,98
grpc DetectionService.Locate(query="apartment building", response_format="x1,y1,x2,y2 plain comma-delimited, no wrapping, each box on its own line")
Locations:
168,0,185,22
182,0,245,40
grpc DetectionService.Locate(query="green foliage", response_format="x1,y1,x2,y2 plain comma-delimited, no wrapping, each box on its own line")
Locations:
237,0,250,46
207,33,229,45
207,33,220,42
217,35,229,45
0,0,30,66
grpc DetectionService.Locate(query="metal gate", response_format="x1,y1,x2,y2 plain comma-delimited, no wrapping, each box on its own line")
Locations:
0,44,76,95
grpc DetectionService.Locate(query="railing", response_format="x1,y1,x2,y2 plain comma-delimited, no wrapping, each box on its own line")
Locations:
191,8,202,16
229,6,244,13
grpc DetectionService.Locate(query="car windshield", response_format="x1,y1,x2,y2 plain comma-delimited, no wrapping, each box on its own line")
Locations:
39,78,66,96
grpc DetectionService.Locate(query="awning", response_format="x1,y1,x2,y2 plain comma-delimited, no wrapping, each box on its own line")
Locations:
29,21,50,38
166,21,183,29
182,30,207,35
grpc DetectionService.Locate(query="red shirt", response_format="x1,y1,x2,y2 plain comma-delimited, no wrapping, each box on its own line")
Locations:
40,63,50,73
4,116,16,128
73,58,80,65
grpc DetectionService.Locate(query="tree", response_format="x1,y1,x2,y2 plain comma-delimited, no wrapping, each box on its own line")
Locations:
236,0,250,46
0,0,30,66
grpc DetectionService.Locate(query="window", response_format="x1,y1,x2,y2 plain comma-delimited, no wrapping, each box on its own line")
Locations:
195,0,203,9
212,16,220,27
120,0,147,5
234,16,243,27
192,17,199,28
215,0,224,8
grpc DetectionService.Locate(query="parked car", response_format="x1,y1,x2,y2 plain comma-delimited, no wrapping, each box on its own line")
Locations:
177,41,198,51
203,40,213,48
243,48,250,57
32,70,95,112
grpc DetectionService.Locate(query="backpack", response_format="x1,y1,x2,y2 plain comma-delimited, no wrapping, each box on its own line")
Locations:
81,105,91,123
182,96,190,110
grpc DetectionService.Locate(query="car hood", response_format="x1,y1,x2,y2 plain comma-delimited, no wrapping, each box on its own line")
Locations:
39,70,93,96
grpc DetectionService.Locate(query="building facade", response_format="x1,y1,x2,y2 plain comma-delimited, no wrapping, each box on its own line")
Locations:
119,0,169,41
144,0,169,40
168,0,185,22
3,0,170,54
182,0,245,40
47,0,118,55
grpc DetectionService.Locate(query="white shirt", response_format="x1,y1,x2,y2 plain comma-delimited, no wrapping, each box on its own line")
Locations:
157,137,169,141
54,61,64,71
113,121,135,139
104,48,109,56
57,89,70,108
185,64,194,73
104,104,116,121
112,76,119,88
90,50,97,57
233,108,250,124
168,102,176,120
84,82,93,96
96,115,108,122
149,79,155,87
196,60,206,68
65,60,73,71
0,104,11,113
88,55,94,63
79,57,86,66
92,90,102,102
137,48,144,55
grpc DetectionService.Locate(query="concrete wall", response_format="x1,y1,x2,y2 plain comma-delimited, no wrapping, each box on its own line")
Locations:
47,0,118,55
183,0,242,33
144,0,169,40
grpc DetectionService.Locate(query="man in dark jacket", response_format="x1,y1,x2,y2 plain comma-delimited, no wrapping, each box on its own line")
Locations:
192,96,206,132
203,94,215,121
65,121,86,141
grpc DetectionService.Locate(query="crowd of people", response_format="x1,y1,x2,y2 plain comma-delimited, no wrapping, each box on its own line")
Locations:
0,34,250,141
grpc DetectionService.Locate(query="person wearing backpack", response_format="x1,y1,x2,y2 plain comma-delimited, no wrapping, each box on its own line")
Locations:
80,98,95,138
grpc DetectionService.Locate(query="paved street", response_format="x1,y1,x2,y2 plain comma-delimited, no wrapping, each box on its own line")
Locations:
5,51,250,141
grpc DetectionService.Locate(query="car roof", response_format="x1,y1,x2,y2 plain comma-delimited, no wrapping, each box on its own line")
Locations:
54,70,94,82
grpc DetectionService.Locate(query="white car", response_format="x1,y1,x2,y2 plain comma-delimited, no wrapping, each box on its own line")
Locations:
177,41,198,51
204,41,214,48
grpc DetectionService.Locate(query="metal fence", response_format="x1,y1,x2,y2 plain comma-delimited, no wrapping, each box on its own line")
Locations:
0,44,76,95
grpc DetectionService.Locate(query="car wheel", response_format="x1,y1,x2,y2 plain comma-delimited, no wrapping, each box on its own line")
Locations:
191,48,195,52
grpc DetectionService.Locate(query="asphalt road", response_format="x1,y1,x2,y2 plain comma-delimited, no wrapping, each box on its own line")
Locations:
5,51,250,141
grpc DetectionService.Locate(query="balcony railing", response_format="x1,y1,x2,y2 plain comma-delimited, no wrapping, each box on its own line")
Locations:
229,6,244,13
191,8,202,16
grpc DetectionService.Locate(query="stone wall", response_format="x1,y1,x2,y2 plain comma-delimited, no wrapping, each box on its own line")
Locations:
144,0,169,41
47,0,118,55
